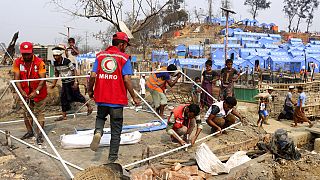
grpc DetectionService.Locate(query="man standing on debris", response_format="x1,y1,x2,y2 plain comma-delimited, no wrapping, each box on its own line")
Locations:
66,38,80,73
205,97,244,134
146,64,181,118
88,32,140,163
220,59,240,100
51,46,93,121
13,42,47,144
166,104,201,146
291,86,314,128
278,86,295,121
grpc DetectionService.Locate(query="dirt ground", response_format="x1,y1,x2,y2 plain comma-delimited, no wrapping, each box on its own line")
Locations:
1,66,320,180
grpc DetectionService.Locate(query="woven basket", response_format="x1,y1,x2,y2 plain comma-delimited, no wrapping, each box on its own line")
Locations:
74,166,121,180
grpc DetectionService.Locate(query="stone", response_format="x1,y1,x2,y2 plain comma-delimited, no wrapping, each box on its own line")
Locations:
171,163,182,171
314,138,320,152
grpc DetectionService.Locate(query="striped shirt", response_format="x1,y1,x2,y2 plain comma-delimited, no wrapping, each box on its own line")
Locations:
54,58,75,83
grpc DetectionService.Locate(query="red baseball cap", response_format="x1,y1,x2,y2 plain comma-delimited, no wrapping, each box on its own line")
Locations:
113,32,131,46
20,42,33,54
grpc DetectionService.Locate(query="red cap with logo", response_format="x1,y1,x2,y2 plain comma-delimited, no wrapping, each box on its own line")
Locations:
112,32,131,46
20,42,33,54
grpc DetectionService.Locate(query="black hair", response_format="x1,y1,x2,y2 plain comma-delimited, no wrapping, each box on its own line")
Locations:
188,104,200,116
68,38,75,43
226,59,233,64
297,86,303,91
225,96,237,107
167,64,177,71
205,60,212,66
195,77,201,81
112,39,127,46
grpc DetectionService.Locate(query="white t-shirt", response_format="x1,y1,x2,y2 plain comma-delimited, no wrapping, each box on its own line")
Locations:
140,78,146,94
205,101,232,119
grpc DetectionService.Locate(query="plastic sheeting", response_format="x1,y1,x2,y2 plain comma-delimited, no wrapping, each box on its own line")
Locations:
195,143,251,175
60,131,142,149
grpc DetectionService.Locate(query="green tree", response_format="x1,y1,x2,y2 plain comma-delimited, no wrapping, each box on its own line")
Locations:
244,0,271,19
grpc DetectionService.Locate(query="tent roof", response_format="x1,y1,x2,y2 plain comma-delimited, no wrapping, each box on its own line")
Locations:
268,56,291,62
262,44,279,49
244,43,261,48
241,37,256,41
269,34,281,38
188,45,204,50
210,44,225,48
175,44,186,51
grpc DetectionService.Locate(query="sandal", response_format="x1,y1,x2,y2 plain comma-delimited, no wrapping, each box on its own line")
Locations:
55,116,67,121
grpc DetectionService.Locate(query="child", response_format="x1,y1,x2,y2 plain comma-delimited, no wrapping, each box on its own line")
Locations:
220,59,240,100
200,60,219,109
191,77,201,105
257,97,268,128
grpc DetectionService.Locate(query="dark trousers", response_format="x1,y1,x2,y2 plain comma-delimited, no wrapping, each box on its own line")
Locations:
95,106,123,160
61,81,86,112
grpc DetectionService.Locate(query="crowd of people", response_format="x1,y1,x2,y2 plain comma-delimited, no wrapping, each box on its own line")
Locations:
14,31,313,165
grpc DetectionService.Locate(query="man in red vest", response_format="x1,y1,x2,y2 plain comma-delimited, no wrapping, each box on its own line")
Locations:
88,32,140,163
12,42,47,145
166,104,201,146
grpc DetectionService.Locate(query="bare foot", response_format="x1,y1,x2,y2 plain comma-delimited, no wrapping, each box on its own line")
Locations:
309,122,314,128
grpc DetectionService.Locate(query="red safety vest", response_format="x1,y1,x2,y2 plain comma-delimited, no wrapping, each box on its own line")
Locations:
170,104,191,130
94,46,130,105
146,67,167,93
14,56,47,102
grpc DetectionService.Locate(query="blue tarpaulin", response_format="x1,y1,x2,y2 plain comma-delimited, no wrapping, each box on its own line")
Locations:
188,45,204,57
244,43,261,48
175,44,187,57
262,44,279,49
152,50,169,63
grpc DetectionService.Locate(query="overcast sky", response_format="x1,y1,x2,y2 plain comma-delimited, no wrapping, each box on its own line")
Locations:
1,0,320,49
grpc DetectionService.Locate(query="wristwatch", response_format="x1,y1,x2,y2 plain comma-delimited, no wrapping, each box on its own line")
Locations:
35,90,40,95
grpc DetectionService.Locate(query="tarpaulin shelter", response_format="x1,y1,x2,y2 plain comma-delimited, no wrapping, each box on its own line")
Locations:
255,48,271,57
240,48,257,58
188,45,204,57
241,37,256,46
306,57,320,73
244,43,261,48
221,28,234,36
266,56,292,71
258,37,274,45
233,59,254,70
175,44,187,57
151,50,169,63
262,44,279,49
211,49,224,60
245,55,266,69
269,34,281,42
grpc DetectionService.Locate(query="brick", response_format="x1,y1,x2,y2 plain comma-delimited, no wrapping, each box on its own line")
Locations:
131,168,153,180
160,168,170,179
197,171,206,179
169,171,193,180
150,165,160,177
178,166,198,176
171,163,182,171
191,175,203,180
314,138,320,152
